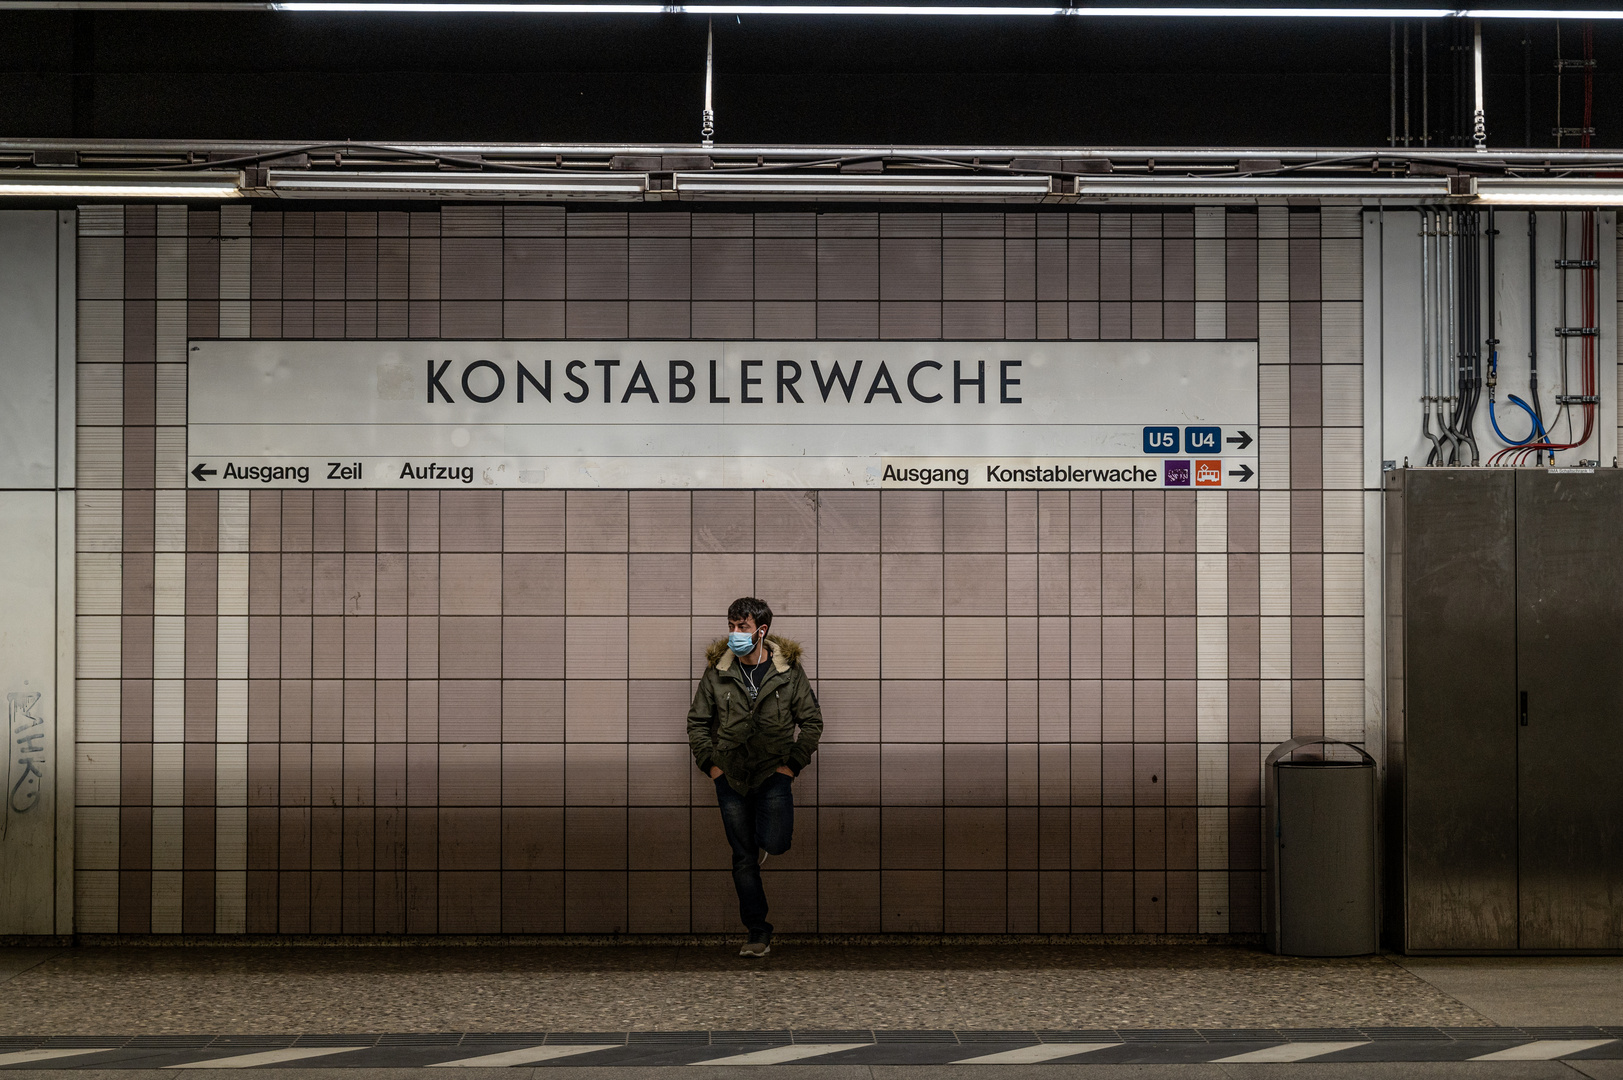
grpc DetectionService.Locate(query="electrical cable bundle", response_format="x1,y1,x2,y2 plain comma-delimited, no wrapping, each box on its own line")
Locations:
1488,210,1597,466
1423,209,1482,466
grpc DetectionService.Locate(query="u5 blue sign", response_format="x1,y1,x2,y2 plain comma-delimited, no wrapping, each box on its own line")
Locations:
1143,426,1180,453
1184,426,1221,453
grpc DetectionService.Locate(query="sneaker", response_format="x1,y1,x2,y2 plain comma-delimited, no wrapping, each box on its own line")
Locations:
739,935,771,958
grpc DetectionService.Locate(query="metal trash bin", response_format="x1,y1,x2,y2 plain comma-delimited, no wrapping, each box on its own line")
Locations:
1265,736,1378,956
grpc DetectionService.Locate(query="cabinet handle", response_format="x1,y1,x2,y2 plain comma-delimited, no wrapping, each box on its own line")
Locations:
1520,690,1529,727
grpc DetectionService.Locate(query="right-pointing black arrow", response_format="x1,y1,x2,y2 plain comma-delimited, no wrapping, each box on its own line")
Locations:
1228,463,1254,483
1226,430,1254,450
191,463,217,482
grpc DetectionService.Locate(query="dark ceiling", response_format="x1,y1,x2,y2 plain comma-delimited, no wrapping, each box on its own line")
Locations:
0,11,1617,148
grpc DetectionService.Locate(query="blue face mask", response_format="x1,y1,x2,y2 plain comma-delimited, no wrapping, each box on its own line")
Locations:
728,630,759,656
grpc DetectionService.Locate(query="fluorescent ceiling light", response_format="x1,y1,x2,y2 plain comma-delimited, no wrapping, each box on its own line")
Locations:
0,169,241,198
1475,180,1623,205
272,3,1465,14
681,3,1442,12
275,1,669,7
673,173,1456,200
1465,8,1623,17
672,172,1056,197
265,4,1623,17
1072,177,1454,197
275,1,669,8
16,1,1623,16
265,169,648,198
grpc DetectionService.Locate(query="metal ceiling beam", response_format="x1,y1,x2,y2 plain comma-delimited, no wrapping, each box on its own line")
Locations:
17,166,1623,205
7,163,1623,203
4,139,1623,167
6,1,1623,15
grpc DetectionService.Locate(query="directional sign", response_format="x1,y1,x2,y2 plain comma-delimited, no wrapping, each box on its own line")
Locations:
1143,426,1180,454
188,340,1260,489
1185,426,1221,454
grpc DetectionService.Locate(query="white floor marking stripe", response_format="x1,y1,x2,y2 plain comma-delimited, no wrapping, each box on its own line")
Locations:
694,1043,869,1065
166,1047,368,1068
952,1043,1117,1064
0,1049,117,1066
1471,1039,1615,1061
1213,1041,1370,1063
428,1045,618,1067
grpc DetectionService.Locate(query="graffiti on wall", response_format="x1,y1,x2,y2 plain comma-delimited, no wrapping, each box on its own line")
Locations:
6,689,46,834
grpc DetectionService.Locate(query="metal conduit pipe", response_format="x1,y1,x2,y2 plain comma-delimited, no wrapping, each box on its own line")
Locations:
1421,211,1442,463
1453,212,1467,463
1445,214,1455,461
1473,19,1488,151
1436,213,1456,464
1463,211,1473,461
1462,209,1481,463
1530,211,1544,463
1551,211,1573,454
1434,211,1445,460
1425,211,1435,460
1460,214,1473,457
1,2,1622,14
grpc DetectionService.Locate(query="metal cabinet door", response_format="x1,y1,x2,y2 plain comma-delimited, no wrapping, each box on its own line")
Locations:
1403,470,1519,951
1517,469,1623,950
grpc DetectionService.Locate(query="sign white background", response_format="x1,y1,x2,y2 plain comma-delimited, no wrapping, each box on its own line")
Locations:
188,340,1259,489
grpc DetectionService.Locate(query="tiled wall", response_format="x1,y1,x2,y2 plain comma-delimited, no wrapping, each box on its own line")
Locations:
72,203,1365,935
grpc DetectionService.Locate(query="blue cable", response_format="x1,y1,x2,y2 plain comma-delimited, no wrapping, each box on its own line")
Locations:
1487,347,1548,449
1490,394,1547,446
1510,395,1549,443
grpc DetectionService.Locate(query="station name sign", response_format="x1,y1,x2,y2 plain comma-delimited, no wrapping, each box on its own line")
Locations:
187,340,1259,490
423,353,1029,408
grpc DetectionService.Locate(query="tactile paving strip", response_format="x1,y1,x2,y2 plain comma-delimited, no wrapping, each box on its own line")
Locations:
0,1026,1620,1067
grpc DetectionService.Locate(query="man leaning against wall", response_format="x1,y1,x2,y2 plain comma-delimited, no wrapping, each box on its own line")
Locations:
687,597,823,958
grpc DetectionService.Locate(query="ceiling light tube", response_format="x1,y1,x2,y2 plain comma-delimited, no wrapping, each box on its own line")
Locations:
272,2,668,9
264,169,648,198
681,4,1460,13
1475,180,1623,205
1464,8,1623,18
20,2,1623,16
1071,177,1454,197
0,169,241,198
269,3,1463,15
678,172,1466,200
672,172,1056,197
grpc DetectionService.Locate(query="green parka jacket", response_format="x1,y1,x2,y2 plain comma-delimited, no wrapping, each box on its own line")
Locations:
687,635,823,795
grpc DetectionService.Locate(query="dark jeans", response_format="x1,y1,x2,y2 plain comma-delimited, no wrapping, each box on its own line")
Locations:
714,772,794,936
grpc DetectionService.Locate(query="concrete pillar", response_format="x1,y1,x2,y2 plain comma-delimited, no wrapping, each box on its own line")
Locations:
0,210,75,936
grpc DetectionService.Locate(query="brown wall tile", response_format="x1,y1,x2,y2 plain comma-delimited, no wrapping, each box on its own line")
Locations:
84,207,1342,936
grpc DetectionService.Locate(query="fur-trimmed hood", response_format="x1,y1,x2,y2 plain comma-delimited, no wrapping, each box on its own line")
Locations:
703,635,804,672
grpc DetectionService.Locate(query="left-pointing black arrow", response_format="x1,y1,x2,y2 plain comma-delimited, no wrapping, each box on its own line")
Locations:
191,463,218,482
1228,463,1254,483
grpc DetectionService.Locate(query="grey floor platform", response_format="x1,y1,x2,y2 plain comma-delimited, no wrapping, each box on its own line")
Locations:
0,946,1507,1033
6,946,1623,1075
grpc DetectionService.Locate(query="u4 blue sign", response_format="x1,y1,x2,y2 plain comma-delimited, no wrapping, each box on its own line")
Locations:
1184,426,1221,453
1143,426,1180,454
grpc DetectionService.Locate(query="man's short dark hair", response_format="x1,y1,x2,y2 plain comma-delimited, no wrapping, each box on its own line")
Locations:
727,596,772,631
